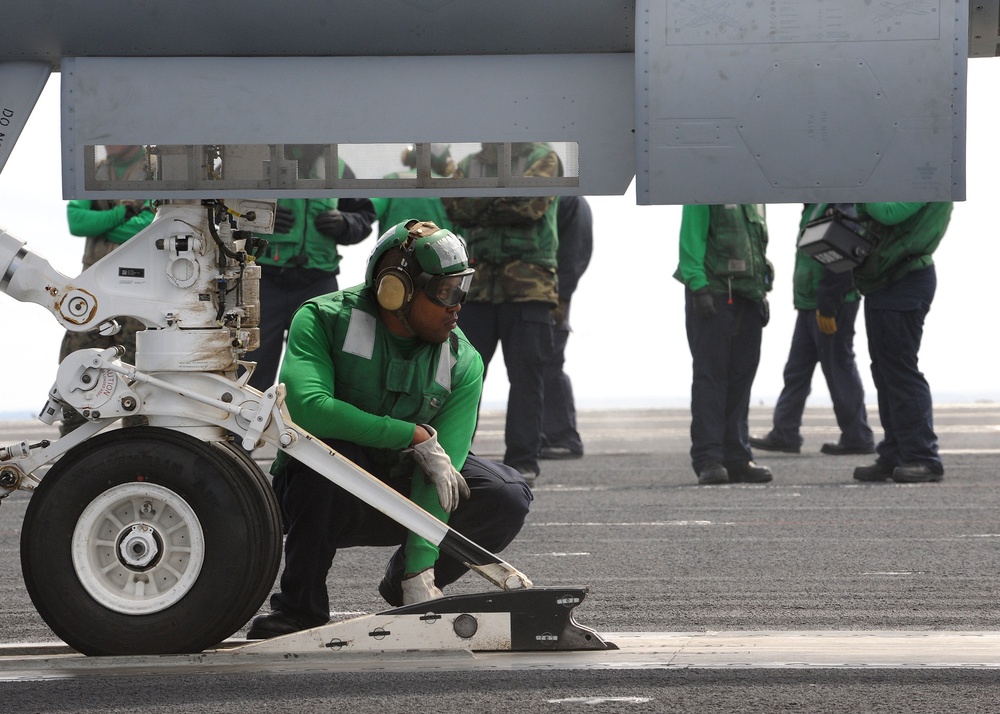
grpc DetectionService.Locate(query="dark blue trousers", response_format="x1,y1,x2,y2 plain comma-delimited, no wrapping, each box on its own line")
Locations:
247,266,340,392
864,266,941,473
270,441,533,624
459,301,554,475
769,301,873,448
541,303,584,454
685,290,764,474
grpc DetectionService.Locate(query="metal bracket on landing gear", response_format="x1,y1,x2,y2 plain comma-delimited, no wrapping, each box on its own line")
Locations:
235,588,617,655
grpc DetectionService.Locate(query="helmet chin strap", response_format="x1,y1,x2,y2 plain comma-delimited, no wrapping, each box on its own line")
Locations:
392,305,417,337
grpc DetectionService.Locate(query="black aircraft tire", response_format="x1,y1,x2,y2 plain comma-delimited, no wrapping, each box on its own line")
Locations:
209,437,284,621
20,426,283,656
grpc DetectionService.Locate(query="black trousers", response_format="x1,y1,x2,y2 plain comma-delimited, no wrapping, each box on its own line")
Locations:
247,266,340,392
269,440,533,624
769,302,873,448
459,301,554,475
685,290,765,474
865,266,941,472
541,302,584,454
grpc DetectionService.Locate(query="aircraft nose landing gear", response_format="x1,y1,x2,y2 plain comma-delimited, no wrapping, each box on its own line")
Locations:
20,427,283,656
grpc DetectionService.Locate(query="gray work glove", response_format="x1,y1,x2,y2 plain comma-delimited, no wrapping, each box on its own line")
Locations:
406,425,470,513
692,287,716,319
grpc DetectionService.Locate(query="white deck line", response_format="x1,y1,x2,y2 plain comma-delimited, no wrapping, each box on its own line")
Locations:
2,631,1000,680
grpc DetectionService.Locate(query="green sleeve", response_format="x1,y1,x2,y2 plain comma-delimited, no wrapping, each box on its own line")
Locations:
371,197,389,224
403,346,485,575
429,349,483,473
66,200,155,244
279,303,415,449
675,204,711,291
857,202,926,226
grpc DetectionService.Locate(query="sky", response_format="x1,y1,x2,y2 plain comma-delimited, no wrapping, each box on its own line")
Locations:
0,62,998,418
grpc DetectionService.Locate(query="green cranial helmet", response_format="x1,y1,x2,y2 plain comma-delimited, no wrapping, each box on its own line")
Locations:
365,220,474,311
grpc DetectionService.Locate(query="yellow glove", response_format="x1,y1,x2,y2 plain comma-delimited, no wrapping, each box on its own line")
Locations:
816,310,837,335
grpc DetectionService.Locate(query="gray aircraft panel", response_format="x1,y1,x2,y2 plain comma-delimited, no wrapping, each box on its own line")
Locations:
0,1,995,205
969,0,1000,57
0,62,51,176
636,0,968,204
2,0,994,62
60,54,636,200
0,0,635,63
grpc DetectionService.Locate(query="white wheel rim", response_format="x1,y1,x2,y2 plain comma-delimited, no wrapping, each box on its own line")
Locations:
72,482,206,615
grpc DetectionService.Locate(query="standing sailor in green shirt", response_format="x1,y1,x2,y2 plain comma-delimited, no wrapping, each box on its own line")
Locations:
850,201,951,484
247,220,533,639
247,145,376,392
751,203,874,456
674,203,774,485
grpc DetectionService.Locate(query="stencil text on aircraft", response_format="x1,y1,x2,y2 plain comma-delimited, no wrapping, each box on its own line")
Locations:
665,0,941,45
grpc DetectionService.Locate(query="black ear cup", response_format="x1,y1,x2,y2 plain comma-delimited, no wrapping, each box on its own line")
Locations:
375,268,413,311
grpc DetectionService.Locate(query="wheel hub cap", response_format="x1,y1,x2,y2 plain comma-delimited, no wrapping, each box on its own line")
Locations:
117,524,162,569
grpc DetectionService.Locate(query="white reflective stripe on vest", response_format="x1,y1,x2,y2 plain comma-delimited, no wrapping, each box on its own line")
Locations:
343,308,376,359
435,343,454,392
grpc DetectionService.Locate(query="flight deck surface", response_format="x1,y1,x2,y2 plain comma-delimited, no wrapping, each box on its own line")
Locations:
1,404,998,710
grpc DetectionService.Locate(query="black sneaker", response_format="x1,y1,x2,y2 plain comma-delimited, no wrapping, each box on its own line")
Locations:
378,553,405,607
892,463,944,483
378,574,404,607
518,469,538,488
697,463,729,485
749,434,800,454
727,461,773,483
246,610,328,640
853,462,894,482
821,441,876,456
539,446,583,460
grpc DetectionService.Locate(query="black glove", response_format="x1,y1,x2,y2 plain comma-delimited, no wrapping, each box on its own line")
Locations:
315,209,349,240
122,201,148,221
692,287,716,319
273,205,295,234
760,297,770,327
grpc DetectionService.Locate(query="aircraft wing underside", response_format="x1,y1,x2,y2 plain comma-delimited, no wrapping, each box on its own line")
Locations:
1,0,997,205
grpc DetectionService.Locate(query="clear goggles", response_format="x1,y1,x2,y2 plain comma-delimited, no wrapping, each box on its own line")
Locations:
420,271,474,308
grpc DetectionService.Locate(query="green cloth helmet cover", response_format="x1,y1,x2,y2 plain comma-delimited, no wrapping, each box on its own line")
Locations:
365,219,471,288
